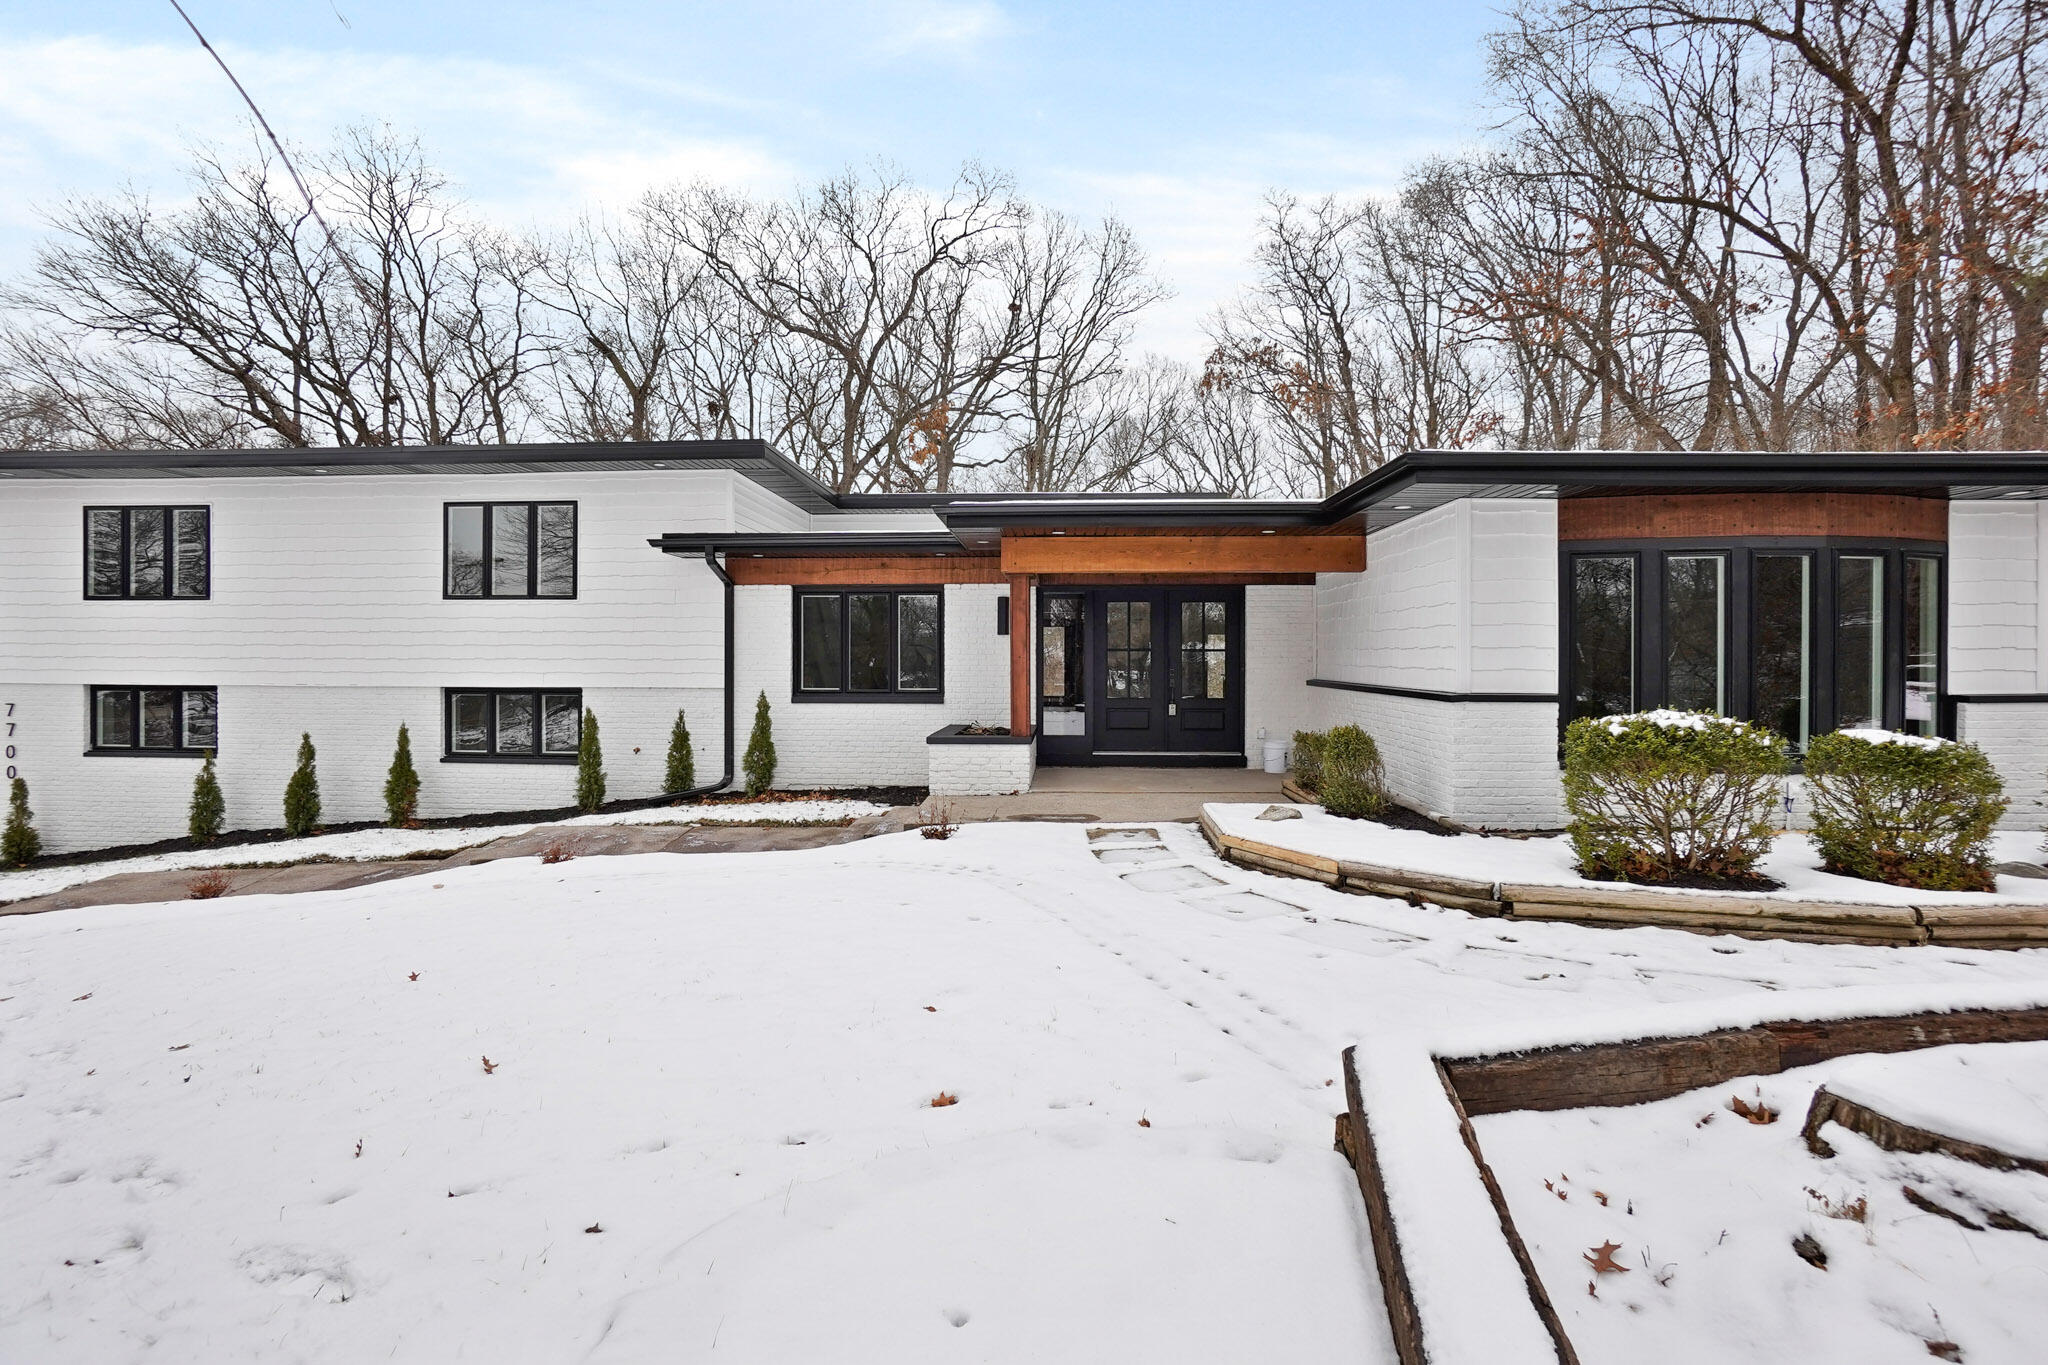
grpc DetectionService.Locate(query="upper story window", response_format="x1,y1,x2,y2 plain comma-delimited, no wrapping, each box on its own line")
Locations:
85,507,209,599
444,687,582,761
445,503,577,598
88,686,217,755
1565,542,1944,746
793,588,943,701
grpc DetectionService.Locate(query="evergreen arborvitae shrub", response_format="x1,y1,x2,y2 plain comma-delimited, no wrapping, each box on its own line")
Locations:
664,707,695,792
1290,730,1326,796
1318,725,1389,818
576,709,607,812
1563,709,1788,884
1804,729,2007,892
743,691,776,796
2,776,40,868
384,723,421,826
188,750,225,840
282,732,322,838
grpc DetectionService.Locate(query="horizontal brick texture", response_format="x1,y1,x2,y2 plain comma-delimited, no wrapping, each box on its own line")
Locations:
4,683,722,854
1243,585,1317,761
927,740,1036,796
1958,702,2048,830
1309,499,1562,827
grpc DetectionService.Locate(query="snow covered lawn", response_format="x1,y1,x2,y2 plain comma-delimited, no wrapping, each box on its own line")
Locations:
1206,803,2048,907
0,798,889,905
1477,1048,2048,1362
4,822,2047,1361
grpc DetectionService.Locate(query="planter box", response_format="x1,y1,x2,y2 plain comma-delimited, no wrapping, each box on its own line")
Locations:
926,725,1036,796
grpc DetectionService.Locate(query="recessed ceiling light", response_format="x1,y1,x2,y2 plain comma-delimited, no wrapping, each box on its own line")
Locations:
1048,530,1066,535
1392,504,1413,510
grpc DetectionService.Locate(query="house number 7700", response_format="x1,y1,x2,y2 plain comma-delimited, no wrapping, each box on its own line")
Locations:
5,701,16,780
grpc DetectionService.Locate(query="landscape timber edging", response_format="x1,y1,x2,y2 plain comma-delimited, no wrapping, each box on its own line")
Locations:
1335,998,2048,1365
1197,807,2048,950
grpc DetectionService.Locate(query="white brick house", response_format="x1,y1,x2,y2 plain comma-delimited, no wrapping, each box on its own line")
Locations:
4,442,2046,853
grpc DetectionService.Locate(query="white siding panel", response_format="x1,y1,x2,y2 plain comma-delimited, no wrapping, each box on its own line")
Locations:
1948,503,2040,693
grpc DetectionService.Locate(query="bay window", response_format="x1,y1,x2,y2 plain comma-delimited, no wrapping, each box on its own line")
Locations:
1563,543,1943,744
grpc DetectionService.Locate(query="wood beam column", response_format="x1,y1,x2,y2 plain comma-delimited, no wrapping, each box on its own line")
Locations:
1008,573,1032,736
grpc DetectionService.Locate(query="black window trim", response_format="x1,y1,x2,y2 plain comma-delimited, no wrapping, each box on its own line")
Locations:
441,687,585,762
83,505,211,600
789,586,947,703
85,685,219,756
442,501,580,600
1559,535,1948,745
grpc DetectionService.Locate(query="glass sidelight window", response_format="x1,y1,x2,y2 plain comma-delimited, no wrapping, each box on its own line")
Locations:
1105,599,1153,699
1179,600,1228,700
1564,544,1943,743
792,588,943,700
1041,595,1084,707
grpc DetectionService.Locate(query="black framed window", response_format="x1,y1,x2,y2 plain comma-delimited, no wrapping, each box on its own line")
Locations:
1561,540,1945,746
792,588,944,701
1178,599,1228,700
88,686,217,754
85,507,209,599
445,688,582,761
1106,597,1153,699
1041,594,1085,707
445,503,577,598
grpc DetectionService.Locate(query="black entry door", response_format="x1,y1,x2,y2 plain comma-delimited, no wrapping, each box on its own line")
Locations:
1087,587,1244,759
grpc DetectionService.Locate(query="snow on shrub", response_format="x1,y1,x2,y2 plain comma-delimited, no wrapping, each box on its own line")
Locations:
1803,729,2007,892
1563,709,1788,884
1319,725,1388,819
1289,730,1325,795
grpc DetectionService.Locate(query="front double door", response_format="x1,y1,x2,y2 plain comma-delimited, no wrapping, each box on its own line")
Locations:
1091,587,1244,757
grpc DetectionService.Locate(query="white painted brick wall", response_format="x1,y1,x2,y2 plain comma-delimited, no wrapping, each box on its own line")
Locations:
927,739,1035,795
1243,584,1316,763
731,583,1010,788
1949,503,2042,692
1468,499,1559,692
1958,702,2048,831
4,682,719,854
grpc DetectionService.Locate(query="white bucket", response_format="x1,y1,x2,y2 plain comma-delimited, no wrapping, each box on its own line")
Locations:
1262,739,1290,774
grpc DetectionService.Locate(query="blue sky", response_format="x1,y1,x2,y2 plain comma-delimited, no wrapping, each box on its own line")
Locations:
0,0,1502,359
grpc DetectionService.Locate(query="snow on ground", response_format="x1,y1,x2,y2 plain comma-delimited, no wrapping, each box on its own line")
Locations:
1208,803,2048,906
1827,1040,2048,1162
0,799,889,904
1477,1055,2048,1364
4,821,2047,1362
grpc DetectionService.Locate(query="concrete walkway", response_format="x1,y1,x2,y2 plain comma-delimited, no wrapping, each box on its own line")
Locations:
944,766,1286,824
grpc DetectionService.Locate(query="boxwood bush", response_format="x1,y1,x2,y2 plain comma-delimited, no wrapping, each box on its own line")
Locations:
1563,710,1789,884
1319,725,1388,819
1803,729,2007,892
1289,729,1326,795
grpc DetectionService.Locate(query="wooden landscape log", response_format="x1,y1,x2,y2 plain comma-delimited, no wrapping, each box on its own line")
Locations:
1279,777,1316,805
1498,882,1922,926
1435,1060,1579,1365
1764,1008,2048,1069
1341,877,1507,915
1918,904,2048,928
1442,1028,1783,1116
1338,859,1498,904
1338,1047,1429,1365
1801,1085,2048,1176
1506,901,1928,945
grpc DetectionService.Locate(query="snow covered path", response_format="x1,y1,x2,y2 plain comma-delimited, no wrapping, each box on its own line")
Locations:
3,822,2045,1362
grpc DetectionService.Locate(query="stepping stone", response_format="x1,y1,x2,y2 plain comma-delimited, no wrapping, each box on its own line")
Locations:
1121,865,1228,893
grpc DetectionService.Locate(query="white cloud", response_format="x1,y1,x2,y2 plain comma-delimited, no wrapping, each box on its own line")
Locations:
0,35,794,245
865,0,1011,60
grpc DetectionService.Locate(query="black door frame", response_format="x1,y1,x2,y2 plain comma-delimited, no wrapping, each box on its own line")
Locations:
1035,584,1247,767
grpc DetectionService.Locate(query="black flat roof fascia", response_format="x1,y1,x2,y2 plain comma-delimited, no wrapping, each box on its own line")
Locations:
931,501,1327,530
649,531,970,556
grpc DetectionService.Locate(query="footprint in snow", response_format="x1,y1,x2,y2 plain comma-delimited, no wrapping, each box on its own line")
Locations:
943,1308,971,1327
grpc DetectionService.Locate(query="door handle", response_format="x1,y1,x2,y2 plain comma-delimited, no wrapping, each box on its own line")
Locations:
1168,703,1177,716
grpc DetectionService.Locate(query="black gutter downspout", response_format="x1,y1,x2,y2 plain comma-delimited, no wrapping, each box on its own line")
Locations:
658,548,735,799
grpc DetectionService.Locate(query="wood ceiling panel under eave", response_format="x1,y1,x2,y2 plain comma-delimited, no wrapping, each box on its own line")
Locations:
999,529,1364,575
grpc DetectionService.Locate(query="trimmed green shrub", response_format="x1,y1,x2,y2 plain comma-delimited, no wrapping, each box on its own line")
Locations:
283,732,321,838
2,776,40,868
189,750,225,840
1319,725,1388,819
1804,729,2007,891
743,691,776,796
664,707,695,792
1290,730,1325,795
1564,709,1788,883
384,723,421,826
576,709,607,812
